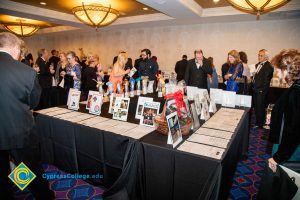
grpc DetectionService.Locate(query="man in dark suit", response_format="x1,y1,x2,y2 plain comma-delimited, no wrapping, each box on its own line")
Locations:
0,32,54,199
184,49,213,89
175,55,188,81
36,49,54,109
252,49,274,128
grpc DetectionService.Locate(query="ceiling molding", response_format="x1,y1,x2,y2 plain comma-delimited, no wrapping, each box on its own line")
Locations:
202,1,300,18
0,0,89,28
1,0,299,35
137,0,203,18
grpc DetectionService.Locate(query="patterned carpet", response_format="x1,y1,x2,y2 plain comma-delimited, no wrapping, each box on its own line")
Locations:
229,112,271,200
12,112,270,200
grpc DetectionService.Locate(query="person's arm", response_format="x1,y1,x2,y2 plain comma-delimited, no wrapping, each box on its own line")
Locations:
153,61,158,77
112,67,130,77
73,64,81,80
184,61,190,85
29,73,41,109
126,58,133,70
273,89,300,163
230,64,243,81
37,59,50,75
138,63,142,77
175,62,179,74
204,60,213,76
267,64,274,82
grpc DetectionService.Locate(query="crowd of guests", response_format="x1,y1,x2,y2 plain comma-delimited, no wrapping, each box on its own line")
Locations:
0,31,299,199
21,48,159,109
15,34,300,171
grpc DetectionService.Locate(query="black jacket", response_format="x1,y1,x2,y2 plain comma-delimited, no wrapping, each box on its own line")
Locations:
36,56,52,88
81,66,97,92
138,58,158,81
0,52,41,150
184,58,213,89
253,61,274,92
269,80,300,163
175,59,188,81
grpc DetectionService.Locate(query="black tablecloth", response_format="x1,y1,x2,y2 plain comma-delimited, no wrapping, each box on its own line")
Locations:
140,107,249,200
35,93,249,200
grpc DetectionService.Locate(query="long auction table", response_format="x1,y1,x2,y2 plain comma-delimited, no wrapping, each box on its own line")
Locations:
34,93,249,200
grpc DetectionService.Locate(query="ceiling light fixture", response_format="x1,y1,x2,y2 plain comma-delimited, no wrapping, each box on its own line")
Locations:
72,2,119,30
143,7,149,10
40,2,47,6
227,0,290,20
1,19,40,37
213,0,220,3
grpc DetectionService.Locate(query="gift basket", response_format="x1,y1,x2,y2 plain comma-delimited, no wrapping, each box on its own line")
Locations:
154,90,192,135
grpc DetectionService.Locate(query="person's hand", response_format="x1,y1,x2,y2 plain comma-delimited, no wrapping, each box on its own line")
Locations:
34,66,40,73
209,78,213,85
125,69,130,74
224,75,229,80
60,71,66,77
228,73,233,77
268,158,278,173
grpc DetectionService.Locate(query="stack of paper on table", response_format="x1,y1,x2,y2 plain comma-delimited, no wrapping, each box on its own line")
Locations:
218,108,244,116
187,134,229,149
77,116,110,127
53,111,80,119
91,119,121,130
65,113,96,123
105,122,139,134
122,126,155,139
43,108,74,117
195,128,233,140
177,141,225,160
202,121,236,132
206,115,240,127
34,107,64,114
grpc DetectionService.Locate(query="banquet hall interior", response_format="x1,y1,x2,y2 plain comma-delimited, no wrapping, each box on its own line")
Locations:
0,0,300,200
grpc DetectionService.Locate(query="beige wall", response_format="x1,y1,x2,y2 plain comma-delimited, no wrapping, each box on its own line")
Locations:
24,18,300,74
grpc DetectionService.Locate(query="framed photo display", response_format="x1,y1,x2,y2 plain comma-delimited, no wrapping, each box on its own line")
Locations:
140,102,160,127
112,97,130,121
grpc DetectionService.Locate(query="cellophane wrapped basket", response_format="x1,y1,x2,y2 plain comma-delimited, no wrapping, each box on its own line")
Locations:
154,90,192,135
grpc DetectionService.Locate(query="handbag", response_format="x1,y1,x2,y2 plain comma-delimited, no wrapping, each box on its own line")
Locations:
257,165,298,200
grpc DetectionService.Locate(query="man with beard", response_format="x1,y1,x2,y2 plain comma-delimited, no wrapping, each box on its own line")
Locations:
138,49,158,93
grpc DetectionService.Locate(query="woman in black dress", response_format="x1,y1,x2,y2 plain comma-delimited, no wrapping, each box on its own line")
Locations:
268,49,300,172
55,52,69,105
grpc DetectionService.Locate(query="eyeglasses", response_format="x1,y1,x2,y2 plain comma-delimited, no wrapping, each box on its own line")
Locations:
141,54,147,57
67,57,72,60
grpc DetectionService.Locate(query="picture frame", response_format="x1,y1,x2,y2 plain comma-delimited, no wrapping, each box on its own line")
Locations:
166,112,183,148
140,102,160,127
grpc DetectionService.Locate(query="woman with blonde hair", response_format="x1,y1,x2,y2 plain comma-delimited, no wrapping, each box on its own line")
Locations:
224,50,244,93
54,52,69,105
109,52,130,93
268,49,300,172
